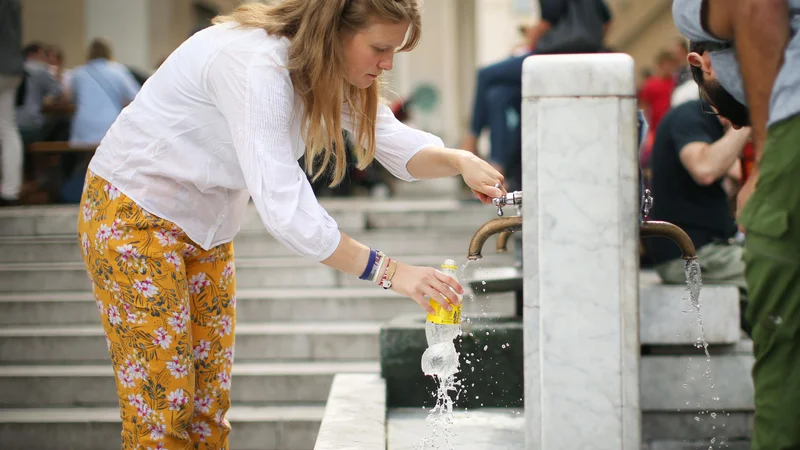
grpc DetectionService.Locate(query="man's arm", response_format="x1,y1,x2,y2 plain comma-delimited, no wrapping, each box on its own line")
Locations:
706,0,790,159
679,127,751,186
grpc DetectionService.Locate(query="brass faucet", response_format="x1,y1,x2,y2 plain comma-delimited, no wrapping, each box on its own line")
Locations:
468,216,522,260
469,189,523,260
496,230,512,253
640,221,697,260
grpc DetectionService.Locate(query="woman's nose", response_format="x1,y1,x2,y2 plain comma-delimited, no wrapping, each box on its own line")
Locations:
378,55,394,71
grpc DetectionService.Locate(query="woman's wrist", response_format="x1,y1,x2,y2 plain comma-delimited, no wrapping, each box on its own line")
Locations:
452,149,475,174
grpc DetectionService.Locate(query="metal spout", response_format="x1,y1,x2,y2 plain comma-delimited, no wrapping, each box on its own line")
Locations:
497,230,512,253
640,221,697,260
468,216,523,261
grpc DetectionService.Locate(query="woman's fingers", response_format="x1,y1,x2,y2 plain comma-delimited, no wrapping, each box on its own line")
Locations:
415,293,436,314
473,190,492,204
433,271,464,302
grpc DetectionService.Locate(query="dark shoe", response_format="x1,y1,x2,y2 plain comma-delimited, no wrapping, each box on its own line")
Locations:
0,198,21,207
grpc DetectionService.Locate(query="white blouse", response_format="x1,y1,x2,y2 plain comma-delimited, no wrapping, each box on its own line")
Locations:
88,23,443,261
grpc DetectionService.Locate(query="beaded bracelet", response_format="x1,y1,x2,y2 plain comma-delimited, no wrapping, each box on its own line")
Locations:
379,258,398,290
371,253,388,283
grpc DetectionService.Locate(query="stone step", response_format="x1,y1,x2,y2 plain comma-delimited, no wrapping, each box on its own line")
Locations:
0,361,379,408
640,284,740,345
0,322,381,363
645,439,750,450
0,228,492,263
641,343,755,412
0,254,512,293
0,289,516,326
0,405,323,450
0,200,498,237
643,411,752,443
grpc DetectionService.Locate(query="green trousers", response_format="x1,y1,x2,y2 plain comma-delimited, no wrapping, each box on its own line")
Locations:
737,114,800,450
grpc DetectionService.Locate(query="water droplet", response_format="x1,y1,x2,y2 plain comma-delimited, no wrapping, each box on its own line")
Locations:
694,416,700,422
502,344,506,349
481,281,486,285
486,331,490,336
483,345,488,351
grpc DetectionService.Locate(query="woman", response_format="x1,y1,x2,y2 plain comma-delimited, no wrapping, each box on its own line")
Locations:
77,0,504,448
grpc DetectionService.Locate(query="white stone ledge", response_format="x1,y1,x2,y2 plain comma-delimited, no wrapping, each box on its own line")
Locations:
522,53,636,98
314,373,386,450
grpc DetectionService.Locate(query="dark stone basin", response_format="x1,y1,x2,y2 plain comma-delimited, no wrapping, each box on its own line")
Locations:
380,315,523,409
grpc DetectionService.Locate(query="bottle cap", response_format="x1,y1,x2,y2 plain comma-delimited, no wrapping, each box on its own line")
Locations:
441,258,457,270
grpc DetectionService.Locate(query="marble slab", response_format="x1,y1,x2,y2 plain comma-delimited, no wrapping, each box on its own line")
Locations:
388,408,524,450
522,54,640,449
313,374,386,450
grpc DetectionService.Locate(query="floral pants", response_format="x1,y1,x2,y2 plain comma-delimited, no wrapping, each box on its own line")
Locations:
78,171,236,449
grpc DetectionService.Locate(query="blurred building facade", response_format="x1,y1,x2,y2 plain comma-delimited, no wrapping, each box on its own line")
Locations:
21,0,680,147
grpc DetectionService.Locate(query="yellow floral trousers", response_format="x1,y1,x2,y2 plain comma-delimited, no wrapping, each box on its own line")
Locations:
78,171,236,449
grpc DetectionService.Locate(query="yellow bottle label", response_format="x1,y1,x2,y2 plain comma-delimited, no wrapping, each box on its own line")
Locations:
425,261,462,324
426,298,462,325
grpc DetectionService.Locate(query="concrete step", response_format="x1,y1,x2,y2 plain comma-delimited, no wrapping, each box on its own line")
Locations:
0,361,379,408
0,405,323,450
0,228,493,263
0,322,381,363
0,200,498,237
641,340,755,412
0,289,516,326
0,254,512,293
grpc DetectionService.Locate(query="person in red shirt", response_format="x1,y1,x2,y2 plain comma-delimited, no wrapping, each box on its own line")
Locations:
638,50,678,175
639,50,679,132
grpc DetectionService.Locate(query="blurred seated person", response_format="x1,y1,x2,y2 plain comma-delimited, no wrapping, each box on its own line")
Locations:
59,39,141,203
643,99,749,290
45,45,72,95
68,39,141,146
15,42,67,146
462,0,612,176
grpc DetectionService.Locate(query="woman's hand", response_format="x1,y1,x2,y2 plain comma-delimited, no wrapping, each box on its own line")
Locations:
391,261,464,314
457,152,505,204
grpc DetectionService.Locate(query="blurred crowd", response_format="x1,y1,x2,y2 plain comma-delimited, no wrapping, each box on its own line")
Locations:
0,32,145,205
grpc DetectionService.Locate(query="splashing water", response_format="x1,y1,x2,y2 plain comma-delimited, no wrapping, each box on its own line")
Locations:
416,374,462,450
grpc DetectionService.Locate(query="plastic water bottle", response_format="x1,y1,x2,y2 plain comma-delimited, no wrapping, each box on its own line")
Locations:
420,259,462,378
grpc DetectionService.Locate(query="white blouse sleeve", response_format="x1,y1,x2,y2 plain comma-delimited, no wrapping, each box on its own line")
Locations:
206,47,341,262
341,101,444,182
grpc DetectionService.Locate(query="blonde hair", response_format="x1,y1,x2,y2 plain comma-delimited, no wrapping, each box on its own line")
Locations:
214,0,423,186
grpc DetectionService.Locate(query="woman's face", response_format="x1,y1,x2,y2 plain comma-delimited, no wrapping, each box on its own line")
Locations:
342,19,409,89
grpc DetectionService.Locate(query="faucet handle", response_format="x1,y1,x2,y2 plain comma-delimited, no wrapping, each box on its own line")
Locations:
642,189,654,219
492,185,523,217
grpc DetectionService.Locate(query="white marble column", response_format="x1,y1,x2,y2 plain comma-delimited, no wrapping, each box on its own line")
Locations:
521,54,640,449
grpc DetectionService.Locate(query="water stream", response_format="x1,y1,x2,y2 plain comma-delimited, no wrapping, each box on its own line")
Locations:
683,258,726,449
